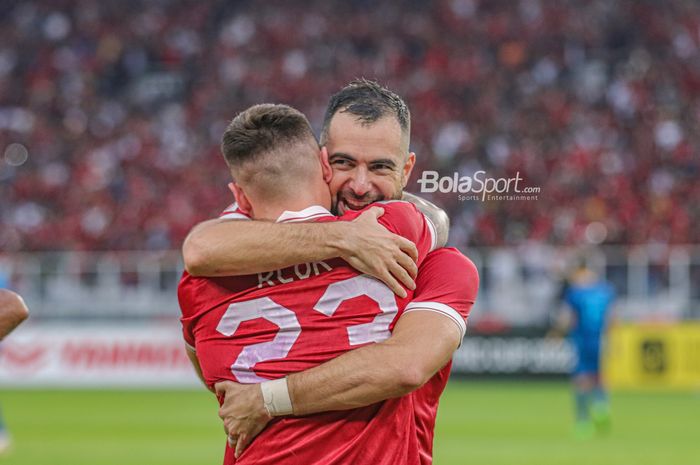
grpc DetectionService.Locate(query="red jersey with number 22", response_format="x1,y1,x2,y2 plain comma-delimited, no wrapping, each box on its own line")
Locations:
179,201,436,465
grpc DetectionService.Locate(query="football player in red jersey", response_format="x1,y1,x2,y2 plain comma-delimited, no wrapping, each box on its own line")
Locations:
183,79,448,298
213,246,477,465
182,81,478,464
180,103,448,464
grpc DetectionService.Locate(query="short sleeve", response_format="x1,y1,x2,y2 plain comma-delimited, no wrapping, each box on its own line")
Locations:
403,248,479,341
177,271,198,351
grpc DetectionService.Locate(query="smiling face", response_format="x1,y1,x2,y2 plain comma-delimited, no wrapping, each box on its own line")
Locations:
325,111,416,215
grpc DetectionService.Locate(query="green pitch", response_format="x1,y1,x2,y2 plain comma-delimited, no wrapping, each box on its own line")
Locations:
1,381,697,465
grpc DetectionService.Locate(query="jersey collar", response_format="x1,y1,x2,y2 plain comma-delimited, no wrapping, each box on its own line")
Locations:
276,205,333,223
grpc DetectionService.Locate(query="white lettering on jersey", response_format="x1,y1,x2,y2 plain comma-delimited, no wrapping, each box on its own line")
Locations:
312,260,333,274
277,268,294,284
294,263,311,279
257,260,334,288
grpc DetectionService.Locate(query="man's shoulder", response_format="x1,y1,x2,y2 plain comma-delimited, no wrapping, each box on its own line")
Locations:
416,248,479,302
178,270,265,315
423,248,477,275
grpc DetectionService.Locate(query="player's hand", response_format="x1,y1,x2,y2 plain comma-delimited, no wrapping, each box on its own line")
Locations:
339,207,418,298
215,381,272,459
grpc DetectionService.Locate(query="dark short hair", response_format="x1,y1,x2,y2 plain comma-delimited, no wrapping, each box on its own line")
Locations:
221,104,317,168
320,78,411,145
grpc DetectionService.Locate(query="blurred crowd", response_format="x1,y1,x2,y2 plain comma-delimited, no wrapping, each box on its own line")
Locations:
1,0,698,252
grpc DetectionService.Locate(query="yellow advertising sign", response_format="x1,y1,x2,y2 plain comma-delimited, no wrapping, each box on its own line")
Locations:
604,322,700,390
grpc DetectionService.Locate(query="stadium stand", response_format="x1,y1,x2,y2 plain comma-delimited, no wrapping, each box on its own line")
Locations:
1,0,698,252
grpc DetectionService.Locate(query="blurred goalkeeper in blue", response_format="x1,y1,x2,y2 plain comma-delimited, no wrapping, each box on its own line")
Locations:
552,258,615,438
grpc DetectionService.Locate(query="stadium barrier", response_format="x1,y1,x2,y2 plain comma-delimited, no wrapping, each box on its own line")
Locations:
3,322,699,389
3,245,699,324
453,333,573,375
0,323,200,388
0,323,575,387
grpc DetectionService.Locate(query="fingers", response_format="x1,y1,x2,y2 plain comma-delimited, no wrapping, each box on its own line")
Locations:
388,261,415,293
235,433,250,458
215,381,232,397
347,252,413,298
377,270,407,299
357,206,385,221
395,236,419,263
395,248,418,280
227,434,237,449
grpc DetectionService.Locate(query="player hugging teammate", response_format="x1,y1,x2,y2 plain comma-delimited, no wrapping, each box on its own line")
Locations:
178,80,479,464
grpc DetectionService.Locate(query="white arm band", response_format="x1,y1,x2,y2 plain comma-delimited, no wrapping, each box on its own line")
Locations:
260,377,293,416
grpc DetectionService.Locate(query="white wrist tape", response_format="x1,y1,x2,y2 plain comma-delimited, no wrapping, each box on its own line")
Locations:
260,378,293,416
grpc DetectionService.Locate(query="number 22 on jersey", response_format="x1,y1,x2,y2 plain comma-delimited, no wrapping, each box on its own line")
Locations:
215,275,398,383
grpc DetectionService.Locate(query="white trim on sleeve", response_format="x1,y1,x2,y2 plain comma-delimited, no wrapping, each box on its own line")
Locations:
184,341,196,352
403,301,467,340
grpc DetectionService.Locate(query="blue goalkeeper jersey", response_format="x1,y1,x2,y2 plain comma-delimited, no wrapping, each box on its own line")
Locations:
564,280,615,343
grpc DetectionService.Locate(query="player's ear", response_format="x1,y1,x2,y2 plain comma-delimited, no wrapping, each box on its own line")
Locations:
320,147,332,184
402,152,416,188
229,182,252,215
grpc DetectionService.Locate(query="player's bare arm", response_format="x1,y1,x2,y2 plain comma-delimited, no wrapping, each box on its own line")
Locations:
401,191,450,248
0,289,29,340
287,310,461,411
183,207,418,297
215,310,462,457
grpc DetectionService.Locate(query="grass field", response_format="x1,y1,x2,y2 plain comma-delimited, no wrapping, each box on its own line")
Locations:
1,381,697,465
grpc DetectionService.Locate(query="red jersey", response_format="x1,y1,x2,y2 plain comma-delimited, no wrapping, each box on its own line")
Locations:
402,248,479,464
179,202,436,465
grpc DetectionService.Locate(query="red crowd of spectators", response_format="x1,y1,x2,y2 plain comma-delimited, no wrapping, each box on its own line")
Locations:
1,0,698,251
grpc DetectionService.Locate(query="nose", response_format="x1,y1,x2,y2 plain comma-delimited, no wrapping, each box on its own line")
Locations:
348,167,371,198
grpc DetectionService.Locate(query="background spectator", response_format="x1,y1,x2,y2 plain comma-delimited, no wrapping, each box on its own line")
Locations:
1,0,698,252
